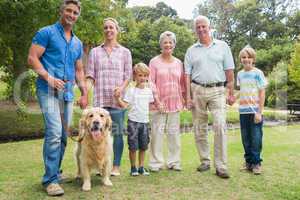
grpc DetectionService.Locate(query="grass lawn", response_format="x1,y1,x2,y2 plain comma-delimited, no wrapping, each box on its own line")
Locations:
0,125,299,200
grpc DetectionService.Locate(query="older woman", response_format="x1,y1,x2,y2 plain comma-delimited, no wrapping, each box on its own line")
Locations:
148,31,186,172
86,18,132,176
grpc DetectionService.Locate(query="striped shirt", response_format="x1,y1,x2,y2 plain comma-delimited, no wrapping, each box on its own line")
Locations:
237,68,267,114
149,55,186,112
86,44,132,108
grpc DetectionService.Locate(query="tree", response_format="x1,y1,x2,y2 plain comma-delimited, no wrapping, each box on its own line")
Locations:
121,17,194,65
0,0,59,99
131,2,178,22
0,0,129,100
288,39,300,102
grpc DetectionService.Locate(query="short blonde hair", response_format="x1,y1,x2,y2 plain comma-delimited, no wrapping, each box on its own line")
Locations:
239,46,256,62
133,63,150,76
103,17,120,32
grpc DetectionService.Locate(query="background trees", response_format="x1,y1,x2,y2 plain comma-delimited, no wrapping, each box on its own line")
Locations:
0,0,299,107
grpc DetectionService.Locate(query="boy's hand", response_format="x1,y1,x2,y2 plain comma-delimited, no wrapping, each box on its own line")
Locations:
114,87,121,98
254,113,262,123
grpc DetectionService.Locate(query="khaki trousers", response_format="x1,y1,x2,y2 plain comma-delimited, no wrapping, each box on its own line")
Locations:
149,112,181,169
191,83,227,170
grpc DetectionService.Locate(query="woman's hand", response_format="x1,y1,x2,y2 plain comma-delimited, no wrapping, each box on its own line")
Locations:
186,97,194,110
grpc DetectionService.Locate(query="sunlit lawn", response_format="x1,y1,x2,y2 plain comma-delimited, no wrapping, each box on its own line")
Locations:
0,125,299,200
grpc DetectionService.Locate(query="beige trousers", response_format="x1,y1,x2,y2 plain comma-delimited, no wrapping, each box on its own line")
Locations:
149,112,181,169
191,83,227,170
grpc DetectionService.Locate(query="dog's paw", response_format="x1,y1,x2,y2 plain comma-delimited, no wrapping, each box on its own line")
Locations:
82,182,91,191
103,179,113,186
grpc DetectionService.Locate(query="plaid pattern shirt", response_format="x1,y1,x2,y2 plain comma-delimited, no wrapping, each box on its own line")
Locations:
86,44,132,108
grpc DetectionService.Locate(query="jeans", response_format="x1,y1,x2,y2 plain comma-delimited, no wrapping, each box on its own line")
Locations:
239,114,263,165
37,88,73,186
104,107,125,166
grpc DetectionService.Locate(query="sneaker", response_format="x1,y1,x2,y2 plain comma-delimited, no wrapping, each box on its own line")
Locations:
252,164,262,175
216,169,230,179
149,167,160,172
196,163,210,172
130,167,139,176
46,183,64,196
138,167,150,176
168,165,182,171
240,162,252,172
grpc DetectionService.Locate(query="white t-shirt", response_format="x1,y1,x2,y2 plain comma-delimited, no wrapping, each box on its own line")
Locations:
123,86,154,123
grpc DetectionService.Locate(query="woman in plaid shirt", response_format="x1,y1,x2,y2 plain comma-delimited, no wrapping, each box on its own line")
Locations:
86,18,132,176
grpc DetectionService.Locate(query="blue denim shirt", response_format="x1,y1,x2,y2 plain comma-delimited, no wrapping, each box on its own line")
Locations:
32,22,83,101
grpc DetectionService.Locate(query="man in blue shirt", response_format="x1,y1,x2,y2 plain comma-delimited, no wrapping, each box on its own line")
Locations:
184,15,235,179
27,0,88,196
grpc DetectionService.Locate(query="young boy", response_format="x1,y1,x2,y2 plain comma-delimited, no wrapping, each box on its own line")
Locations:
237,46,267,175
115,63,154,176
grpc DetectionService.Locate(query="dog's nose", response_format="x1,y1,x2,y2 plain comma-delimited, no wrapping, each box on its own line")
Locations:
93,121,100,126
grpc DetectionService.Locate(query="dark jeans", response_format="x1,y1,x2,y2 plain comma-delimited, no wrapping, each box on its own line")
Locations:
104,107,126,166
239,114,263,165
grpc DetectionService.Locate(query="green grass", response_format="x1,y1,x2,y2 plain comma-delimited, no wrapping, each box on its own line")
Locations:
0,102,289,140
0,125,299,200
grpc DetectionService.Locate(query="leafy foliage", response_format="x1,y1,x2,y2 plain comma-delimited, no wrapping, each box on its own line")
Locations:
266,61,288,107
288,40,300,102
121,17,194,65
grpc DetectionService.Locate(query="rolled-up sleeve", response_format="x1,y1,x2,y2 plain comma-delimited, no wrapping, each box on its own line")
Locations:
32,27,49,48
223,43,235,70
184,49,193,75
86,48,95,80
123,49,133,81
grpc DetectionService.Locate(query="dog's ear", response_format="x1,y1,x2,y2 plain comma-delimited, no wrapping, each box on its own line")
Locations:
106,115,112,132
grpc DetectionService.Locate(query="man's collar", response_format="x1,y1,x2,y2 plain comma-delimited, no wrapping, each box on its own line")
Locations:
196,39,216,47
55,21,74,36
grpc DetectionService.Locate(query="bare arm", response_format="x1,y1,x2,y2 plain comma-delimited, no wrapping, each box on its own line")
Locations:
225,69,235,105
116,97,129,109
27,44,65,90
258,89,265,114
75,60,88,109
185,74,193,109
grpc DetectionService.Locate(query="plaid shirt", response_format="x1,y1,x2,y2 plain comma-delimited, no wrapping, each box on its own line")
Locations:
86,44,132,108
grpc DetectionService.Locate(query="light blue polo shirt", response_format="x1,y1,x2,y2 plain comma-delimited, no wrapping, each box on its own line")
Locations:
32,22,83,101
184,39,235,84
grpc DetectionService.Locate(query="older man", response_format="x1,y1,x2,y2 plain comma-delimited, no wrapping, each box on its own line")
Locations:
28,0,87,196
184,15,235,179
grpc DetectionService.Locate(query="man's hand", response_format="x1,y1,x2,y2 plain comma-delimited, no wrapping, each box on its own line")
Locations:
77,95,88,109
47,76,65,91
226,94,236,106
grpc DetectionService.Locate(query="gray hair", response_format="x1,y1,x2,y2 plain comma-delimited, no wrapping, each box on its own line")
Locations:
159,31,177,47
103,17,121,32
193,15,210,30
60,0,81,15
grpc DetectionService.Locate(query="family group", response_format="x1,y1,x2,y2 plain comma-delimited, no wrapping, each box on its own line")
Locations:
27,0,267,196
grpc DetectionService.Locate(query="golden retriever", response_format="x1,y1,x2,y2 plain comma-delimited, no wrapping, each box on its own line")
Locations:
74,107,113,191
